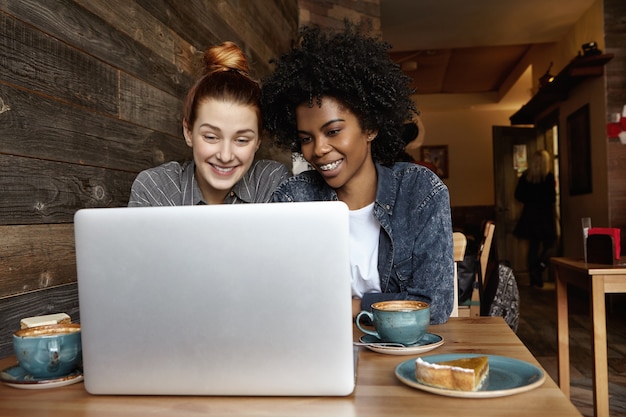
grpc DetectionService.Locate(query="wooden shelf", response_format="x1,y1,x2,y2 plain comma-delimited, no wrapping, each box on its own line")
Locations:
510,53,614,125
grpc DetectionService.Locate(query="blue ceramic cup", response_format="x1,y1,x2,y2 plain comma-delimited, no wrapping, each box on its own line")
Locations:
356,300,430,345
13,323,82,378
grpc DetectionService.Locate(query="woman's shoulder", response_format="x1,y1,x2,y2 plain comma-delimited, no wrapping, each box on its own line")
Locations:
387,161,433,174
129,161,192,206
273,170,335,201
249,159,290,179
381,162,445,188
252,159,289,171
135,160,189,181
293,168,320,179
375,162,449,211
233,160,291,203
275,169,321,184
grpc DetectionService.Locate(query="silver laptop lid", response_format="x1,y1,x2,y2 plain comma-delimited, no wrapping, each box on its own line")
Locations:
74,202,354,396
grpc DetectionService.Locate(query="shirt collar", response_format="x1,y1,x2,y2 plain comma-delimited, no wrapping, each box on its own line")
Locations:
374,163,397,214
180,161,208,205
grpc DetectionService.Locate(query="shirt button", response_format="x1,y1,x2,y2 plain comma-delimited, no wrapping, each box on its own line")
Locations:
386,204,391,210
230,191,235,197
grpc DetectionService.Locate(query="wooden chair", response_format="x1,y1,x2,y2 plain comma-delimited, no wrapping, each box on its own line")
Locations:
458,221,495,317
451,232,467,318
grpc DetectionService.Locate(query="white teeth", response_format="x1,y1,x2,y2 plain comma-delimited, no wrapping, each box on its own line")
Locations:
213,165,235,173
319,160,342,171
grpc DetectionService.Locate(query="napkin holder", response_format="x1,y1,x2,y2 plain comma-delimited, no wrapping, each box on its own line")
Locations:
586,227,621,264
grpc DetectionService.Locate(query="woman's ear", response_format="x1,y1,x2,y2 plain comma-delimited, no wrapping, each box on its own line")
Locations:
183,120,193,147
366,130,379,142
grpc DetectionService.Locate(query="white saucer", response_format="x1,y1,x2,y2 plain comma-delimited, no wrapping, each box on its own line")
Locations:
0,364,83,390
359,332,444,355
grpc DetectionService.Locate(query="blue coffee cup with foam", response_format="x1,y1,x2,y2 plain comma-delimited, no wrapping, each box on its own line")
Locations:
13,323,82,378
356,300,430,345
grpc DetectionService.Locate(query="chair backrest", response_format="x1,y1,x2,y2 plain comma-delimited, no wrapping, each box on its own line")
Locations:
487,262,520,332
479,221,495,289
451,232,467,318
469,220,495,317
453,232,467,262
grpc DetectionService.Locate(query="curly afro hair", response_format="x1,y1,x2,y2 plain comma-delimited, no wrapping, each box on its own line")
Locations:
261,22,417,165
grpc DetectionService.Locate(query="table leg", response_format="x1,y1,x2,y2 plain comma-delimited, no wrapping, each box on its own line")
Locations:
590,275,609,417
555,266,570,398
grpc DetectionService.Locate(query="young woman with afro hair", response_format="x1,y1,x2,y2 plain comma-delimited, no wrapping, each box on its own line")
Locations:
262,23,454,324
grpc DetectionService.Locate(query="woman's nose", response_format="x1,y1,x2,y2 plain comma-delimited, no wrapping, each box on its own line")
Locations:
313,137,330,157
216,141,234,161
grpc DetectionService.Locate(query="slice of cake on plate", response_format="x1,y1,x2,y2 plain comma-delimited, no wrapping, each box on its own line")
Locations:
415,355,489,391
20,312,71,329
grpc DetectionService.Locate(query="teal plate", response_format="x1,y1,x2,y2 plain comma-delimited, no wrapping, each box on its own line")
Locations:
395,353,545,398
359,333,444,355
1,365,83,390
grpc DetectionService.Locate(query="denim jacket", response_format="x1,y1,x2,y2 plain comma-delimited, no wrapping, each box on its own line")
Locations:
272,162,454,324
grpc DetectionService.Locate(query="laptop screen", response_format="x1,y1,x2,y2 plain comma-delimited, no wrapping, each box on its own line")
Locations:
74,202,355,396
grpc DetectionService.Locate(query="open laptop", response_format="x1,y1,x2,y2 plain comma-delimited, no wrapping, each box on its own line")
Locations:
74,202,355,396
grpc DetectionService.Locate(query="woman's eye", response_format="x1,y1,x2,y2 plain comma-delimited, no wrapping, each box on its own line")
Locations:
202,134,218,142
235,137,253,145
327,128,340,137
299,136,312,145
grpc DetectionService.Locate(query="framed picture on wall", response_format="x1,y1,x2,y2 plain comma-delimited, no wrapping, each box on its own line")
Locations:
421,145,448,179
566,104,592,195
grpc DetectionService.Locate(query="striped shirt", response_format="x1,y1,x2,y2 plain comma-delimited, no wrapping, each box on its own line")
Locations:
128,160,290,206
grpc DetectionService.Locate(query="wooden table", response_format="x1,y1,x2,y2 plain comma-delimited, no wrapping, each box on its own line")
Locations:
552,257,626,417
0,317,581,416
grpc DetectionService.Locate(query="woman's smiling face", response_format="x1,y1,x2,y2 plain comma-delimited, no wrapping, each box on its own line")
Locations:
184,98,259,204
296,96,376,194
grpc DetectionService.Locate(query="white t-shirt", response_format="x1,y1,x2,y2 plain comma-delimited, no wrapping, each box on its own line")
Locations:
349,203,381,298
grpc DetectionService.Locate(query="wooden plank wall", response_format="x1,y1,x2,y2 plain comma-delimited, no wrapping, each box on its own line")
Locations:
605,0,626,256
0,0,297,357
